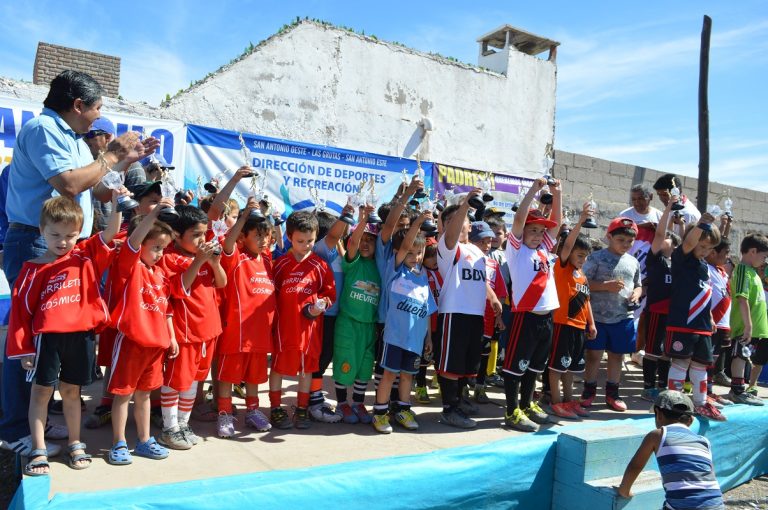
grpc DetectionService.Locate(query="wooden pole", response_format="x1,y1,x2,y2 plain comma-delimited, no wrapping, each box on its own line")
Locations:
697,15,712,211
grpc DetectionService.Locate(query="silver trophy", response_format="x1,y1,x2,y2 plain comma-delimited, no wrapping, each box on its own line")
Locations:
583,193,598,229
470,172,493,209
340,180,366,225
413,156,427,199
247,175,266,222
158,171,180,222
210,220,228,256
420,187,438,236
723,189,734,219
101,168,138,212
670,187,684,211
366,178,382,224
707,204,723,217
540,145,556,205
309,185,326,213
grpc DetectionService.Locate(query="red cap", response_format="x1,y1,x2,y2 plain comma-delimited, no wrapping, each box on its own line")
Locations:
525,209,557,229
607,216,639,235
425,237,438,247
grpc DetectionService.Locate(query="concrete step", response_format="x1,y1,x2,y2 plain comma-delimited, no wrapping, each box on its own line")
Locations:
552,470,664,510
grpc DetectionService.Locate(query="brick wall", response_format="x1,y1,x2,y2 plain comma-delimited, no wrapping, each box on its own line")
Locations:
553,150,768,247
33,42,120,97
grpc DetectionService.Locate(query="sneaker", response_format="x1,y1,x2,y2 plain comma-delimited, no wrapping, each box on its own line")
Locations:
712,372,732,386
150,406,164,429
474,385,490,404
640,388,661,403
394,409,419,431
1,434,62,457
372,414,393,434
293,407,311,429
706,396,724,409
728,390,765,406
524,402,549,424
682,382,693,395
580,387,597,407
217,412,235,438
191,402,219,422
430,377,440,390
549,402,578,420
487,373,505,388
606,395,627,412
336,403,359,424
351,403,373,424
459,395,480,416
270,407,294,429
49,397,86,415
695,402,727,421
746,385,759,396
440,408,477,429
505,408,539,432
415,386,431,404
84,405,112,429
538,392,552,405
204,385,214,403
233,383,247,400
309,403,342,423
708,393,733,406
44,422,69,440
179,423,199,445
159,428,192,450
566,400,590,417
244,409,272,431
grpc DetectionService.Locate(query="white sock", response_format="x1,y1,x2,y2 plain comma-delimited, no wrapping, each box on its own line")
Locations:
667,362,688,392
161,386,179,431
690,364,708,406
178,381,198,426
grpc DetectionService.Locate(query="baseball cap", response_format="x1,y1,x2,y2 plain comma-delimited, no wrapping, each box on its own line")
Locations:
351,222,380,236
469,221,495,241
128,181,162,200
87,117,116,137
482,207,505,219
141,153,175,170
607,217,639,236
425,237,438,247
654,390,694,415
525,209,557,229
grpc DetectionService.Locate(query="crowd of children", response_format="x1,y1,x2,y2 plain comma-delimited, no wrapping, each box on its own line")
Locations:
7,165,768,478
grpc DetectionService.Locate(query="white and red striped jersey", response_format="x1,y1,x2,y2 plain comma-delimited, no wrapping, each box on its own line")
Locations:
437,237,487,316
708,263,731,331
504,232,559,313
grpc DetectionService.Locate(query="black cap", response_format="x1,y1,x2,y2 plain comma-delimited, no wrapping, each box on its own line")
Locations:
128,181,162,200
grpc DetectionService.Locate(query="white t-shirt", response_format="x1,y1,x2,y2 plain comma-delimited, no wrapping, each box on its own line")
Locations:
618,206,663,225
437,237,487,316
504,232,559,313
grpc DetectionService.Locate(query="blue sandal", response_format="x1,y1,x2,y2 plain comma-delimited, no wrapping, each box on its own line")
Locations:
23,449,50,477
107,440,132,466
67,442,92,470
134,437,169,460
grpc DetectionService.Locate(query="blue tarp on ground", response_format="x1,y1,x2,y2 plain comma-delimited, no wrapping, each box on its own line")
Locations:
11,405,768,510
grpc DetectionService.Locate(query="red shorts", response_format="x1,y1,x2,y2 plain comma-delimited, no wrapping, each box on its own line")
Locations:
164,339,215,391
97,327,118,367
217,352,268,385
272,349,318,376
107,334,165,395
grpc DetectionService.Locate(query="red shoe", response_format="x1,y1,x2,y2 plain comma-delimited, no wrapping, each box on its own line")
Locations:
549,402,578,420
579,393,596,408
567,400,590,417
695,402,727,421
606,396,627,412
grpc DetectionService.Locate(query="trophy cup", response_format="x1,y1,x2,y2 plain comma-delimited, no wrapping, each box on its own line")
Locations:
340,180,366,225
309,185,326,214
366,178,382,224
210,219,228,256
204,172,226,194
469,172,494,209
196,175,206,200
413,156,427,199
420,187,438,236
158,171,180,222
540,144,556,205
670,186,685,211
443,186,456,207
723,189,734,219
247,174,266,222
582,193,598,229
512,185,528,212
707,203,723,217
238,132,254,172
560,209,573,238
101,165,139,212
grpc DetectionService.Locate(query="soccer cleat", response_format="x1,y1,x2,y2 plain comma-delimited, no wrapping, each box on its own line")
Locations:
270,407,294,429
394,409,419,431
486,373,505,388
415,386,431,404
746,385,759,396
84,405,112,429
640,388,661,403
372,414,393,433
708,393,733,406
695,402,727,421
728,390,765,406
712,372,731,386
579,387,597,408
524,402,550,424
179,423,199,445
505,408,539,432
159,428,192,450
293,407,311,429
217,412,235,438
439,408,477,429
232,383,247,399
244,410,272,431
549,402,578,420
309,403,342,423
336,403,360,424
474,385,490,404
606,396,627,412
351,403,373,424
566,400,590,417
705,396,724,409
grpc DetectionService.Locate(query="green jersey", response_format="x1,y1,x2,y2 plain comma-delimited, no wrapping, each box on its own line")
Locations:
339,254,381,323
729,263,768,338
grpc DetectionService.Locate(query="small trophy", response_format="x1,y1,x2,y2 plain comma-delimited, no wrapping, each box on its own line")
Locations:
512,185,528,212
707,204,723,217
559,209,573,238
443,186,456,207
582,193,598,229
420,188,438,236
340,180,366,225
247,175,266,222
366,178,382,224
540,144,556,205
271,211,285,227
309,185,326,214
312,298,327,314
238,132,254,171
210,219,228,256
670,186,685,211
723,189,734,219
158,171,180,222
204,172,225,194
413,156,427,199
469,172,494,209
101,166,139,212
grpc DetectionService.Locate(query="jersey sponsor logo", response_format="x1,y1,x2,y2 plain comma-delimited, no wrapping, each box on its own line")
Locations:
41,274,81,299
396,299,428,318
461,268,486,281
352,280,380,296
40,294,81,310
391,277,429,301
252,287,273,295
574,283,590,296
532,259,550,274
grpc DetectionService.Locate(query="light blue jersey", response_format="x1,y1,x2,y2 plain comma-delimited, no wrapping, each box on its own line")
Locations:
382,262,437,354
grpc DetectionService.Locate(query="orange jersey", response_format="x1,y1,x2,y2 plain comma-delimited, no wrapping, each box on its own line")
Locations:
553,259,591,329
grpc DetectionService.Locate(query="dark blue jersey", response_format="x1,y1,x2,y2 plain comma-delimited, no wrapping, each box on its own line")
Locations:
667,246,712,335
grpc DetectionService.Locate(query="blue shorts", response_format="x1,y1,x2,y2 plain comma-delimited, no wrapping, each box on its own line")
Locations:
587,319,637,354
380,342,420,375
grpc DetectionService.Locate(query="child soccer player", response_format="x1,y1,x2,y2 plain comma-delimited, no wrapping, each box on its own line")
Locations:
503,178,561,432
705,239,734,406
107,200,177,465
727,233,768,405
158,205,226,449
270,210,335,429
372,211,437,433
664,212,725,420
215,198,277,437
333,206,380,424
581,216,641,412
617,390,724,508
8,194,124,475
549,203,596,419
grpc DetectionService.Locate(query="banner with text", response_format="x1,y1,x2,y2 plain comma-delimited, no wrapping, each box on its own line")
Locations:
184,124,433,217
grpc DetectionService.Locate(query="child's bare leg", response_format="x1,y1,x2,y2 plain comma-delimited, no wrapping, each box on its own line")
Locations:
134,391,151,443
29,384,54,451
61,381,89,468
111,394,132,444
376,370,396,404
606,353,624,384
584,350,603,382
749,364,763,388
548,370,562,404
562,373,575,402
398,373,414,404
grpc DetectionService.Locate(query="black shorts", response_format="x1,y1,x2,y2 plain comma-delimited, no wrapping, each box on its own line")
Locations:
28,331,96,387
643,311,667,358
712,328,732,352
549,323,586,373
435,313,484,378
664,331,713,364
732,337,768,365
502,311,553,376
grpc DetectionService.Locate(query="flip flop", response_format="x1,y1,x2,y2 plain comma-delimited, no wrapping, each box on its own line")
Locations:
23,449,50,477
107,441,132,466
67,442,92,470
134,437,169,460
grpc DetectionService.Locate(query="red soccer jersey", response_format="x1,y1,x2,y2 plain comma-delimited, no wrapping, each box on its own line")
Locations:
483,257,508,337
426,268,443,332
158,244,223,344
6,234,114,358
272,251,335,357
218,245,277,355
110,242,171,349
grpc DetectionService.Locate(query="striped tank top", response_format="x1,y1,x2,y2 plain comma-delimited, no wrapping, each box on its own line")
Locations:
656,424,725,510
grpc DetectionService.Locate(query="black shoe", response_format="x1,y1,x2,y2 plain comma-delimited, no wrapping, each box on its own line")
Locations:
49,397,86,415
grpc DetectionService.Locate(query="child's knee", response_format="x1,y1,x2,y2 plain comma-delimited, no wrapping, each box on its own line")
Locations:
58,383,80,399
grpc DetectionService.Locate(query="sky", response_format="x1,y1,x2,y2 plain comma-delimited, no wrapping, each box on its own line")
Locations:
1,1,766,191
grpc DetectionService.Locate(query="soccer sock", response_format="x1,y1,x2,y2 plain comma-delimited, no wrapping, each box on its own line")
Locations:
606,381,620,400
309,378,324,407
373,402,388,416
477,355,490,386
415,365,427,387
335,382,348,404
458,377,469,399
352,380,367,403
397,400,411,412
373,363,384,389
160,386,179,431
581,381,597,400
178,382,197,426
731,377,746,394
390,375,400,403
297,391,310,410
690,365,708,406
439,376,459,412
519,371,538,409
706,366,715,394
100,395,114,408
245,396,259,411
657,359,670,389
667,362,688,392
269,390,282,409
642,357,658,389
217,396,233,414
503,373,521,414
541,367,551,394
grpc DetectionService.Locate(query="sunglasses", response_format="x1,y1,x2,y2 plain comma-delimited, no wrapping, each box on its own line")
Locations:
85,130,108,139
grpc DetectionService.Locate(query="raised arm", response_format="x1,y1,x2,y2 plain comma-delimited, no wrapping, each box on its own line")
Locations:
346,205,374,261
547,179,562,239
127,197,172,251
651,199,675,254
512,178,546,239
395,210,429,267
381,176,422,243
222,197,258,255
682,212,715,255
208,166,253,221
322,204,355,249
560,202,590,263
443,188,480,251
